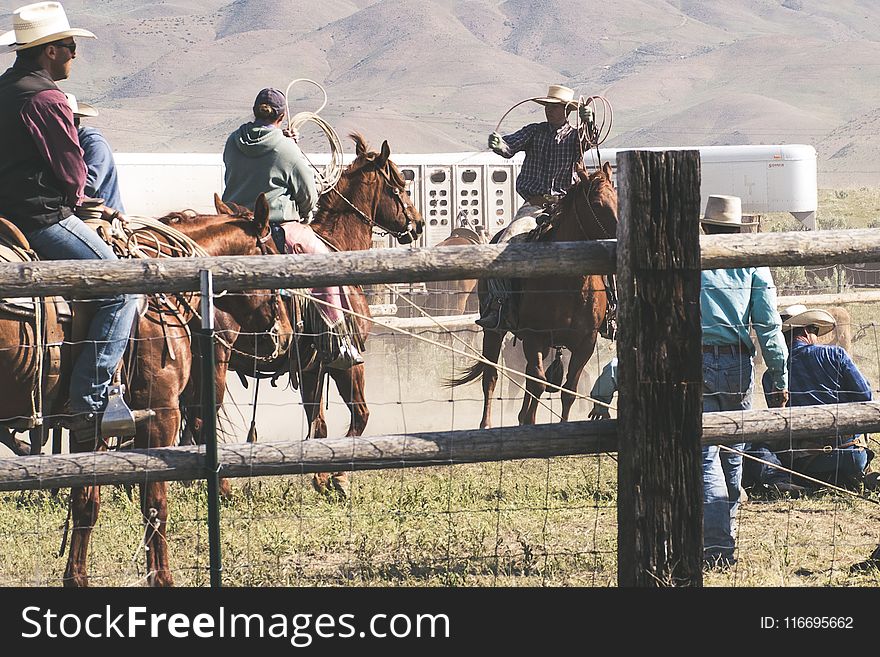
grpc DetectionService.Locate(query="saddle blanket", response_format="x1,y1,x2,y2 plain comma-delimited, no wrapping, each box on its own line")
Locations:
277,222,351,326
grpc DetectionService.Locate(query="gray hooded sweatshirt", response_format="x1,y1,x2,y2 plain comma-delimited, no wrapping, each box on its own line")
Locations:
222,122,318,222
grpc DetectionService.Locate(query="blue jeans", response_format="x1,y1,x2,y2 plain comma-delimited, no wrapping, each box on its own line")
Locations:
702,350,752,564
744,441,869,488
26,216,139,415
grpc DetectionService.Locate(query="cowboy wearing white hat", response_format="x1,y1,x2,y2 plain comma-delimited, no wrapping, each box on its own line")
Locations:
744,302,876,496
0,2,143,443
699,194,758,228
699,191,789,569
477,84,597,332
779,303,836,336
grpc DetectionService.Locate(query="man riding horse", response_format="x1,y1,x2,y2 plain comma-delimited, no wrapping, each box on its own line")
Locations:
478,83,616,338
0,2,148,444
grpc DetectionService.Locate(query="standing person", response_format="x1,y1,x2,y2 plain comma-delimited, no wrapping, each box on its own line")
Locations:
0,2,141,443
65,92,125,213
744,304,876,495
699,194,789,570
477,84,596,331
222,87,317,222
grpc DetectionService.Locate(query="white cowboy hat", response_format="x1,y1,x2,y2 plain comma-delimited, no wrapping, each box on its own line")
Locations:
64,92,97,117
0,2,96,54
699,194,758,226
531,84,577,110
780,303,836,336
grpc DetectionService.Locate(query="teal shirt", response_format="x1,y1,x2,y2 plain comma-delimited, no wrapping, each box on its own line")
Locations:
701,267,788,391
222,122,318,222
590,357,618,406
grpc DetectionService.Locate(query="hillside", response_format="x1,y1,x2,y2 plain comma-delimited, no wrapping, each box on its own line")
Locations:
4,0,880,185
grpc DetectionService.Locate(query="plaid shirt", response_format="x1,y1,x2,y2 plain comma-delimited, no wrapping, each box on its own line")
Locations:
500,122,581,199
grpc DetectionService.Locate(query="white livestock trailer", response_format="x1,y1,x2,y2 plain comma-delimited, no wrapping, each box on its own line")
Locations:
114,143,819,244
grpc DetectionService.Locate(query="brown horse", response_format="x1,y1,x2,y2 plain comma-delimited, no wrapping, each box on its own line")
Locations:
199,133,423,496
425,226,488,315
56,195,292,586
447,162,618,427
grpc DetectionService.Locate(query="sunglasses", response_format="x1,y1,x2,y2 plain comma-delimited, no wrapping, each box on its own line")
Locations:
54,41,76,54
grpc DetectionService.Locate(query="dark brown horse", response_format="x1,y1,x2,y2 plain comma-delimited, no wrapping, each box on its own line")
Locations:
448,162,618,427
202,133,423,496
28,195,291,587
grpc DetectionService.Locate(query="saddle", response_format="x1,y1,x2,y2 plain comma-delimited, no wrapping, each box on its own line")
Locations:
0,218,67,430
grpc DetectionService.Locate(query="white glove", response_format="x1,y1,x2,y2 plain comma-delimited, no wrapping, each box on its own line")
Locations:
578,104,592,125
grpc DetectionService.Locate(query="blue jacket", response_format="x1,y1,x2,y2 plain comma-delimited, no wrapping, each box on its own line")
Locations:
763,341,871,408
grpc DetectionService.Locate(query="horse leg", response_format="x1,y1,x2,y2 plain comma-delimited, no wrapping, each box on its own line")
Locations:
300,369,334,494
63,481,101,587
328,363,369,437
324,364,369,498
479,329,504,429
138,409,177,587
300,369,328,440
0,428,30,456
560,337,597,422
518,337,549,425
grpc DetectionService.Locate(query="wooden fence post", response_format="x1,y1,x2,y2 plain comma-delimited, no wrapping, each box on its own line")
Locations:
616,150,703,586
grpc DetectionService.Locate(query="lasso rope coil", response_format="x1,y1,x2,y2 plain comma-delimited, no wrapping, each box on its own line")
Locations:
284,78,345,193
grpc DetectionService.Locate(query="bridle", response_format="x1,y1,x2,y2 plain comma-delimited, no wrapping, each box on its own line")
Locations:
327,164,421,244
571,173,614,240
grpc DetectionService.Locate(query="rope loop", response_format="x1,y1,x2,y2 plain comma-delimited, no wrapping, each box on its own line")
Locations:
284,78,345,193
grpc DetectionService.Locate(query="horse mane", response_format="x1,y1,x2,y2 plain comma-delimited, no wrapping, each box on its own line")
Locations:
550,162,618,240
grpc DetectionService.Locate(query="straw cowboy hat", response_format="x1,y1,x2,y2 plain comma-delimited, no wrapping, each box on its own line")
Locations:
780,303,836,336
530,84,577,110
0,2,96,54
64,92,97,117
699,194,758,226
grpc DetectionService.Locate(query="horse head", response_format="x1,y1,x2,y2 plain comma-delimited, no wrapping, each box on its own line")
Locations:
163,194,293,357
564,160,618,240
320,133,424,247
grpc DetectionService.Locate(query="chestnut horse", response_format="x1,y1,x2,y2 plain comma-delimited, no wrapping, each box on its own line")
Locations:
194,133,423,496
447,162,618,427
58,195,292,586
425,226,488,315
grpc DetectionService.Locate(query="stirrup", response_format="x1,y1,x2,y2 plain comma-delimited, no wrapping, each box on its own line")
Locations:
101,385,155,438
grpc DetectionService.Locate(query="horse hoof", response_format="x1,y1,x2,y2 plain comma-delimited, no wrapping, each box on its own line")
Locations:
331,472,350,499
311,473,333,495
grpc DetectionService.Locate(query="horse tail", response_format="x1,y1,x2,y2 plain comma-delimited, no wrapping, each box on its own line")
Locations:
443,360,485,388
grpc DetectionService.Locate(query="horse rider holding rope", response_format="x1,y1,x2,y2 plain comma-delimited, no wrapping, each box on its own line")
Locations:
222,86,362,368
0,2,145,445
477,84,616,337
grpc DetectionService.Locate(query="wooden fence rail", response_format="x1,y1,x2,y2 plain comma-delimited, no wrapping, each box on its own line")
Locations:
1,228,880,297
2,402,878,491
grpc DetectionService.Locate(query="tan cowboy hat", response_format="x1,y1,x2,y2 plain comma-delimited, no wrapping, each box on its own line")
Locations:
699,194,757,226
0,2,96,54
531,84,577,110
780,303,836,336
64,92,97,117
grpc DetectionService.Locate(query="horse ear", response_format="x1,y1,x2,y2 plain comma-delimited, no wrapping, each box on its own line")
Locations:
575,161,589,182
377,140,391,167
214,193,234,215
602,161,614,183
355,138,366,157
253,194,271,234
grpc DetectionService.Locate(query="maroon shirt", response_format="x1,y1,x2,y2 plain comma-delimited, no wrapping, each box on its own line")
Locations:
19,87,86,207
